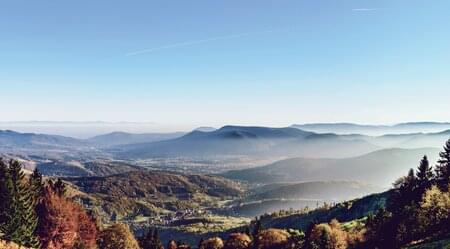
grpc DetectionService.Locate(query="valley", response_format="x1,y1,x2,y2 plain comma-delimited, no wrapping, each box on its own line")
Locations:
0,124,448,247
0,122,449,247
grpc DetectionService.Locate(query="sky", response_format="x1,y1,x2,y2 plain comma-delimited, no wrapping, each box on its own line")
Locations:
1,0,450,131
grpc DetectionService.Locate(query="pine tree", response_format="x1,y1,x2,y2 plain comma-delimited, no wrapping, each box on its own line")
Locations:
140,228,163,249
435,139,450,190
415,156,433,200
29,168,44,205
252,217,262,238
152,228,163,249
0,159,12,226
1,160,40,248
244,226,252,239
417,156,433,183
198,238,204,249
54,178,67,197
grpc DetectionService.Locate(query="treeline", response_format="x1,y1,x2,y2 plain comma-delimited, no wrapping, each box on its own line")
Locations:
362,140,450,248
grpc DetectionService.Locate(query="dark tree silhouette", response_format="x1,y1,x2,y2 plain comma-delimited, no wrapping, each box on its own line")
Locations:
435,139,450,190
140,228,164,249
0,160,40,248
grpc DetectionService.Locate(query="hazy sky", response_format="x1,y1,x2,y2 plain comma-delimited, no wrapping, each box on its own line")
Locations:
1,0,449,129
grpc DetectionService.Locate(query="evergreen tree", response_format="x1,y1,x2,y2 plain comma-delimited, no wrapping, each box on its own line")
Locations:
389,168,417,214
415,156,433,201
244,226,252,239
435,139,450,190
140,228,163,249
416,156,433,184
0,160,40,248
364,208,396,248
29,168,44,204
152,229,163,249
54,178,67,197
0,159,12,226
252,217,262,238
198,238,204,249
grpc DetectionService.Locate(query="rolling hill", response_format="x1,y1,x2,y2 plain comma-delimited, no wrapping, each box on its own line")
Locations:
36,159,142,177
65,170,245,222
222,147,441,186
258,191,391,231
367,129,450,149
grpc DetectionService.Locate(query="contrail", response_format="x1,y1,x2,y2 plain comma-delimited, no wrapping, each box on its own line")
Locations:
352,8,377,12
125,29,282,56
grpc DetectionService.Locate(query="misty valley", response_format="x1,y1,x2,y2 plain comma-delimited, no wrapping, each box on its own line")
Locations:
1,123,450,248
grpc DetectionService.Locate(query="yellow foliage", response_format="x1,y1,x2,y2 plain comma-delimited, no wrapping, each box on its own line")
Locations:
309,219,348,249
200,237,224,249
420,185,450,222
224,233,252,249
97,224,140,249
255,229,291,249
0,240,31,249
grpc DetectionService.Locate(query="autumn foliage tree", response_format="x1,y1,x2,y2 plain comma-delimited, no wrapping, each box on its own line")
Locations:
36,183,97,249
254,229,291,249
98,223,140,249
304,219,348,249
223,233,252,249
199,237,224,249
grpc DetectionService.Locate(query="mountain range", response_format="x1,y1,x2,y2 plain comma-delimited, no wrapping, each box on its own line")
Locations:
1,123,450,163
292,122,450,136
114,126,378,159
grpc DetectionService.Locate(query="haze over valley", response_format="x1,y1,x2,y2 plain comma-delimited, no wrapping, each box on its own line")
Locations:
1,121,448,225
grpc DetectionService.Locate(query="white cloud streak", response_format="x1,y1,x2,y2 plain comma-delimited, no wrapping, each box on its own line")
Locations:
352,8,377,12
125,29,283,56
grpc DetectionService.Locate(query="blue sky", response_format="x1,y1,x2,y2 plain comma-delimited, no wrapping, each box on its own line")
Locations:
1,0,449,130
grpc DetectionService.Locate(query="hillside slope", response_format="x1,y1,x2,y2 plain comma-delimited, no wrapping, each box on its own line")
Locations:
65,170,245,222
260,191,391,230
248,181,382,201
223,148,440,186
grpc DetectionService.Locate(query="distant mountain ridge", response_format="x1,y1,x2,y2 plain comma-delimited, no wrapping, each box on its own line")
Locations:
1,124,449,163
88,131,185,147
292,122,450,136
0,130,88,149
115,126,378,159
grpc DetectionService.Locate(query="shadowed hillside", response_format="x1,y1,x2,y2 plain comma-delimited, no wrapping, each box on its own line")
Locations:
223,148,440,186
